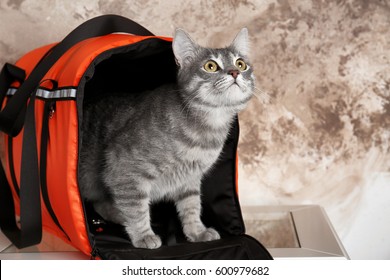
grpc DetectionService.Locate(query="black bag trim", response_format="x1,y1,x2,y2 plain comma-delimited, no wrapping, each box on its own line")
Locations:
94,235,272,260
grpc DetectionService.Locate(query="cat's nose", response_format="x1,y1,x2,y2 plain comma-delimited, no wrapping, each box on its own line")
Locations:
228,70,239,79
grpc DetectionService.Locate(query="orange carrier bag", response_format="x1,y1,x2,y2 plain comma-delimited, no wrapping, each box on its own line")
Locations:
0,15,272,259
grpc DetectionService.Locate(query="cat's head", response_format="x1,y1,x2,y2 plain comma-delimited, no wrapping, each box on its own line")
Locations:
172,28,254,112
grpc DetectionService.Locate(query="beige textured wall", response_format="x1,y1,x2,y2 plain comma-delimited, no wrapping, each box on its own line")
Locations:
1,0,389,259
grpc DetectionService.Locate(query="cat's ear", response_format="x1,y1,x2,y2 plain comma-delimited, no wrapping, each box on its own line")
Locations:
231,28,250,57
173,29,198,67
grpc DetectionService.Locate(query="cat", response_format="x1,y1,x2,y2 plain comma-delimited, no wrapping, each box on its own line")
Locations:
79,28,254,249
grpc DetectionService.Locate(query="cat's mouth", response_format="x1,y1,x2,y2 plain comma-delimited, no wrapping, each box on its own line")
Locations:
229,81,241,89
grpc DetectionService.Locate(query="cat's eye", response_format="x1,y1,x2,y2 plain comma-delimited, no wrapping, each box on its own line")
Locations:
204,60,219,72
235,59,247,71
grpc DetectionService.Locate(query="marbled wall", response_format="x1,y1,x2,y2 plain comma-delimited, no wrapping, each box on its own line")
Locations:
1,0,389,259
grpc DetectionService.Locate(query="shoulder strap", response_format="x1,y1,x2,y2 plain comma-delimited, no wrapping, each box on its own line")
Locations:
0,90,42,248
0,63,42,248
0,15,154,248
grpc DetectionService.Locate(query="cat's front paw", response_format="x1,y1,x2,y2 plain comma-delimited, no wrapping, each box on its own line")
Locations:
132,234,162,249
187,227,220,243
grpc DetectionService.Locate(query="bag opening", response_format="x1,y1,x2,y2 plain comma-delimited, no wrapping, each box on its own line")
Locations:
82,38,177,105
76,38,250,258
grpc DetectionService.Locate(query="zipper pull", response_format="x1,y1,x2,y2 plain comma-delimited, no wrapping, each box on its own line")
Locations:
49,102,56,119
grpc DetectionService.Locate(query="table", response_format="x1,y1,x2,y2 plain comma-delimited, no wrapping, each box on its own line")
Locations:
0,205,349,259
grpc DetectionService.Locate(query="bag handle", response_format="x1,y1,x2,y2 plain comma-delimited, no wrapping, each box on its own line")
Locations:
0,15,154,248
0,14,154,137
0,63,42,248
0,88,42,248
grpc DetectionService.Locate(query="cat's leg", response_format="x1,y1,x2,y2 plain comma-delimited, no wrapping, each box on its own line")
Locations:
103,146,161,249
121,188,162,249
174,179,220,243
104,181,162,249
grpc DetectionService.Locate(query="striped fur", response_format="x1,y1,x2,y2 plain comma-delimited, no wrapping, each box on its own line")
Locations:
79,28,254,249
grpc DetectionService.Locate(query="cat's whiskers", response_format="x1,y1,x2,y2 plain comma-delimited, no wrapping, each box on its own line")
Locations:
214,77,232,91
253,86,273,105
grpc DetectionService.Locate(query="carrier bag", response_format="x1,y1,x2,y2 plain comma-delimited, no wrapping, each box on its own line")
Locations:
0,15,272,260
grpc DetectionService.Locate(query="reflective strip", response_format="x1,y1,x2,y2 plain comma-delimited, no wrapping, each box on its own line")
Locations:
6,88,77,99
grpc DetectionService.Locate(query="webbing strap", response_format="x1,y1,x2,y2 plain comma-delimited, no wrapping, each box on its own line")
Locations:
0,83,42,248
0,15,154,248
0,63,40,248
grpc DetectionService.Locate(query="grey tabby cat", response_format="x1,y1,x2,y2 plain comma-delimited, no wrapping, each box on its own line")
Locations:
79,28,254,249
